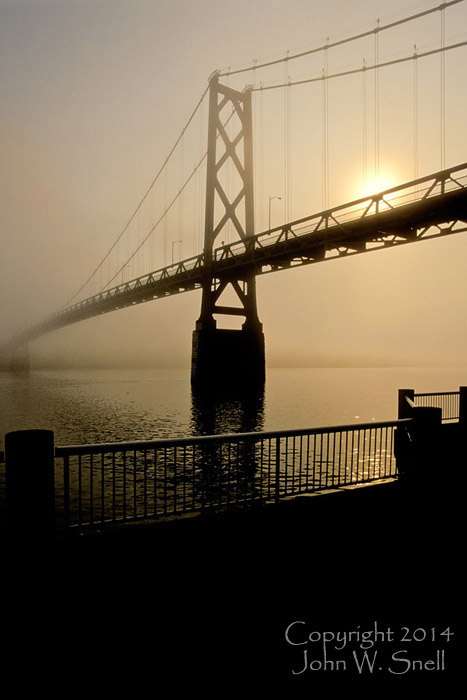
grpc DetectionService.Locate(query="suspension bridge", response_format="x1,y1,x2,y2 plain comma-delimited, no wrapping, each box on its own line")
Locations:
2,1,467,387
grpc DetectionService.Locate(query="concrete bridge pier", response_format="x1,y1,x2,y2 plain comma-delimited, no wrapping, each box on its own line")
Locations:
191,320,265,391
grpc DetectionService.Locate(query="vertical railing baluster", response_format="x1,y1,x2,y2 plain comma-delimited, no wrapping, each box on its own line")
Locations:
173,446,177,514
325,432,330,488
111,451,116,522
267,437,272,499
143,448,148,518
78,454,82,527
275,436,281,503
63,454,70,529
314,433,319,489
123,450,127,521
191,444,196,512
355,429,361,482
340,430,346,485
133,449,137,519
218,443,223,508
336,431,342,485
259,439,264,503
377,427,381,478
291,436,296,493
164,447,168,515
183,446,187,512
154,448,158,517
101,452,105,523
89,453,94,524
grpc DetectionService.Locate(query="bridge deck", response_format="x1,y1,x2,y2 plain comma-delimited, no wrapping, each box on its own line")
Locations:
9,163,467,344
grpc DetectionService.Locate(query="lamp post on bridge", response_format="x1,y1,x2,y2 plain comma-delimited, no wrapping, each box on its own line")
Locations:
268,196,281,230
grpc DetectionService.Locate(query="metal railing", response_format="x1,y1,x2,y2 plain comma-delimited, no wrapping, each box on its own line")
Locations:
54,419,401,530
413,391,460,422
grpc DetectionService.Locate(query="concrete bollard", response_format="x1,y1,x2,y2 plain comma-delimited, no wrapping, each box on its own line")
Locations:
5,430,55,540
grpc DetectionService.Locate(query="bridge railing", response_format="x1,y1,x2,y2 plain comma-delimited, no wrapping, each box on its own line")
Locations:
51,419,400,531
413,391,460,422
399,387,466,423
3,385,465,537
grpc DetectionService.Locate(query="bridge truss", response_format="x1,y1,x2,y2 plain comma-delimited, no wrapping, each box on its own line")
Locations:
12,161,467,346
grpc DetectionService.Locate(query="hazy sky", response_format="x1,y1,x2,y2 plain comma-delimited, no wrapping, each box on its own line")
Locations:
1,0,467,369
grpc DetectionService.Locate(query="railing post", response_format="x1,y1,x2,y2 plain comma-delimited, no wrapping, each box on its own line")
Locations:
398,388,414,418
403,406,442,489
395,389,415,478
459,386,467,426
275,436,281,504
5,430,55,540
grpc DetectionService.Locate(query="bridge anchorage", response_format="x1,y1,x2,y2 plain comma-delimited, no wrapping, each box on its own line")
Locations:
191,72,265,391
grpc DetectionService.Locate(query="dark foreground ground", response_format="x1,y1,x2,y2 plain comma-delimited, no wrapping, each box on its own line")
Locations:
1,477,463,696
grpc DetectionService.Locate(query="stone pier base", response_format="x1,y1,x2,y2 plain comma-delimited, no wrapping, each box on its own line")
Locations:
191,324,265,391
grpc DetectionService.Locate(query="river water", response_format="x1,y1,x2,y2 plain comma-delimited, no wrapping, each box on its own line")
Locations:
1,365,466,450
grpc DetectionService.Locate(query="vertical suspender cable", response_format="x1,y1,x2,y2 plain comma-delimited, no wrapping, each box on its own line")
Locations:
226,70,231,244
322,37,329,210
252,60,258,232
440,5,446,170
137,203,141,277
374,19,380,186
326,37,329,209
198,96,204,254
287,75,292,221
150,174,155,270
284,51,290,221
179,133,184,260
413,44,419,184
322,68,326,210
163,165,168,266
362,58,367,189
259,83,264,231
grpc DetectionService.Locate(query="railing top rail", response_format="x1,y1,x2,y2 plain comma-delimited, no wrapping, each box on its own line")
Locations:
414,390,459,397
55,417,409,456
256,162,467,238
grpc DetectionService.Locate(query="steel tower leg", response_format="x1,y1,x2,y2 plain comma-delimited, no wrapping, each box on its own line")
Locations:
191,73,265,390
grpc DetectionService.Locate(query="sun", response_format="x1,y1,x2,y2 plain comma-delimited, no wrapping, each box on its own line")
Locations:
349,168,402,203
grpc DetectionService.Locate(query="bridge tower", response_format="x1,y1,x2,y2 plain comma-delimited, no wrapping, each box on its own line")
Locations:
191,73,265,390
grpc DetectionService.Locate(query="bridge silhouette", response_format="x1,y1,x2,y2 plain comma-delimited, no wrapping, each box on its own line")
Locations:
3,2,467,385
14,163,467,336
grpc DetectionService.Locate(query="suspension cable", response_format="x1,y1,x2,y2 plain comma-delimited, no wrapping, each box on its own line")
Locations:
252,40,467,92
97,107,239,293
61,84,210,308
219,0,464,78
